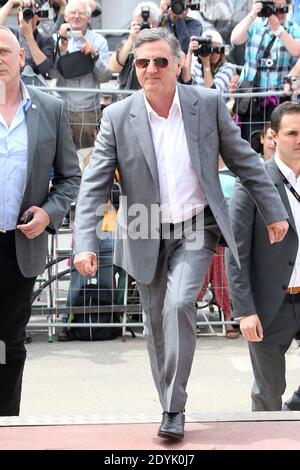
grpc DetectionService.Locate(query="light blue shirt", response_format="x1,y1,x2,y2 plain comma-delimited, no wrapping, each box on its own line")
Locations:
0,82,31,231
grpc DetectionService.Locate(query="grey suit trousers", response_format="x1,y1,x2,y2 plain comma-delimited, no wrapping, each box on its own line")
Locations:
249,293,300,411
137,210,220,412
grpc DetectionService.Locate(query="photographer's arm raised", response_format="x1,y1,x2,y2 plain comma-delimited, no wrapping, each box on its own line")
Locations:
19,12,48,67
182,37,214,88
0,0,18,25
268,14,300,57
108,21,139,73
181,38,195,83
231,1,262,45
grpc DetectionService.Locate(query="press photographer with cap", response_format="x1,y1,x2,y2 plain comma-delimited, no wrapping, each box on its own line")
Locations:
231,0,300,141
50,0,110,149
0,0,55,77
182,29,234,92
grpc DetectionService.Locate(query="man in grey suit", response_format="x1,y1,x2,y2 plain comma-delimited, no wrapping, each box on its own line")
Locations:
0,26,81,416
74,27,288,439
227,102,300,411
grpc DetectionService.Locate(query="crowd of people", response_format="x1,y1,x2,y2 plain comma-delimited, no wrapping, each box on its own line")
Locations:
2,0,300,443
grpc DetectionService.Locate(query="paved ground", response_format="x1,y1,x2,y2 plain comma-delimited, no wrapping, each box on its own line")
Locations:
19,332,300,416
1,333,300,450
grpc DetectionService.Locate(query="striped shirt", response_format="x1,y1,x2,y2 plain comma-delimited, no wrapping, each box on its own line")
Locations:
190,58,234,92
239,17,300,90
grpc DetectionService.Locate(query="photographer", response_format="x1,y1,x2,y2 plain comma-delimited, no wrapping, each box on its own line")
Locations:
0,0,55,76
38,0,67,35
231,0,300,140
50,0,110,149
182,29,234,92
108,1,160,90
160,0,202,53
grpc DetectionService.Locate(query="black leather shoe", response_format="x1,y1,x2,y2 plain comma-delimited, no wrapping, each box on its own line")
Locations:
157,411,185,439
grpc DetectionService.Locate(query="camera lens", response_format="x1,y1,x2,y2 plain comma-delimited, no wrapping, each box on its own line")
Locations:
22,7,35,20
171,0,185,15
266,58,274,68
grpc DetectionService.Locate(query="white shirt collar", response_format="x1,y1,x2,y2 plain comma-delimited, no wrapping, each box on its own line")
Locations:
144,86,182,120
20,81,32,112
275,154,297,181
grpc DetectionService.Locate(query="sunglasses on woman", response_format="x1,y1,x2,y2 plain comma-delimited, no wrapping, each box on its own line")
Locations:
134,57,169,69
211,46,225,54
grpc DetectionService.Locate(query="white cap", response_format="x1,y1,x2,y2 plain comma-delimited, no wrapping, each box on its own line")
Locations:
202,29,223,45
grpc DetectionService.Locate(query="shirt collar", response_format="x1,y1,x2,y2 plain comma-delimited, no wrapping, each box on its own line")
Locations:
144,86,182,120
275,154,296,181
20,81,32,112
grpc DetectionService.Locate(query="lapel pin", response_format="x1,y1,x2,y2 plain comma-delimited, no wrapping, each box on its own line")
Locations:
32,104,37,109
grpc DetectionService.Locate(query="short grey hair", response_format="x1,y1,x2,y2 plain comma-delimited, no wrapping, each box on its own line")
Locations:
133,28,181,63
65,0,92,17
133,1,161,23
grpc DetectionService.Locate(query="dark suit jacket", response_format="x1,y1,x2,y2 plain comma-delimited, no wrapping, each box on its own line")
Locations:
226,157,299,330
15,86,81,278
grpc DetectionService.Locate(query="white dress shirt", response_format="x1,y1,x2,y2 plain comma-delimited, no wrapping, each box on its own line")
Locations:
0,82,30,231
275,155,300,287
144,87,206,224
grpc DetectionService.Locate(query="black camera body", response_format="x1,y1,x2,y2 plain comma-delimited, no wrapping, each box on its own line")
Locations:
170,0,200,15
140,6,151,30
257,1,276,18
21,0,49,21
260,57,274,68
193,36,212,57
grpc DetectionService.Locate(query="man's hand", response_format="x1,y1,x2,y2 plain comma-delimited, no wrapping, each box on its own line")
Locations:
77,37,97,58
16,206,50,239
18,11,34,38
129,20,142,42
250,1,262,18
240,314,263,342
58,22,71,39
74,252,98,276
160,0,170,15
267,220,289,244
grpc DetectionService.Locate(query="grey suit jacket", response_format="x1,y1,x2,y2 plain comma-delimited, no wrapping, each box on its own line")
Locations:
226,158,298,330
74,84,288,285
15,86,81,278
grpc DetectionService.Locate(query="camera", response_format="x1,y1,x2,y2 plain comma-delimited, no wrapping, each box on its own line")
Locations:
257,1,277,17
170,0,201,15
283,75,298,85
260,57,274,68
21,0,50,21
140,6,151,30
193,36,212,57
66,29,82,39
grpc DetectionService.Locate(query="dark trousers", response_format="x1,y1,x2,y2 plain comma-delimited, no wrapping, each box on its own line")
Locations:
0,231,36,416
249,293,300,411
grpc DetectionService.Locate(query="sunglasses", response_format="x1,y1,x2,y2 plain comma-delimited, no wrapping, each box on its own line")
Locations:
211,46,225,54
275,5,289,14
134,57,169,69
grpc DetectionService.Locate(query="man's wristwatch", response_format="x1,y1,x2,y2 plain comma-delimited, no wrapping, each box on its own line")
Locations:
273,26,285,37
